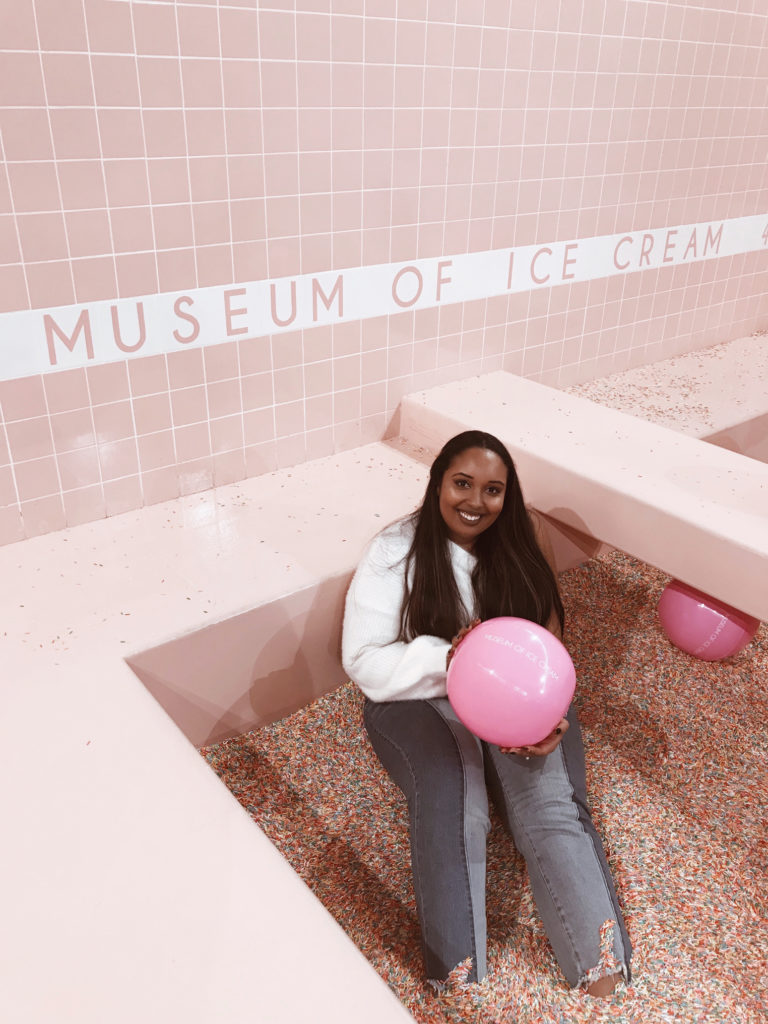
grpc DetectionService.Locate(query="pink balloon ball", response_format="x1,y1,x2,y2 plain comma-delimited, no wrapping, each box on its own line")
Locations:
657,580,760,661
447,617,576,747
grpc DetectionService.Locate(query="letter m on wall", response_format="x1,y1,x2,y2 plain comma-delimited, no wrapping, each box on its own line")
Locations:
44,309,94,366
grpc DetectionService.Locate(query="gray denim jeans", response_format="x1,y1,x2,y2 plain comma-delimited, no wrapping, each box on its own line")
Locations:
363,697,631,987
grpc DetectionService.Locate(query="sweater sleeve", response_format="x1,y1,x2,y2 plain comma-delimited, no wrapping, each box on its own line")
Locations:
341,525,451,702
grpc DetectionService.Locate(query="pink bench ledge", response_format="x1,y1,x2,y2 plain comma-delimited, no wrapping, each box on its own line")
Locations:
0,442,424,1024
398,365,767,622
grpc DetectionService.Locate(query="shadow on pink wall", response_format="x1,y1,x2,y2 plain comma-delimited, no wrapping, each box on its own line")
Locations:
127,574,351,748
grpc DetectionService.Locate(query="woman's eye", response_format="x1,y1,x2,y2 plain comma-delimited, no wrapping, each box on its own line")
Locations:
455,479,469,488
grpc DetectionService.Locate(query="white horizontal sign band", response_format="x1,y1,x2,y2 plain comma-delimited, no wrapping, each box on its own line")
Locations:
1,214,765,383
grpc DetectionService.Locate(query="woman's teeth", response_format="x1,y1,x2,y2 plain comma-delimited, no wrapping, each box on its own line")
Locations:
458,511,481,523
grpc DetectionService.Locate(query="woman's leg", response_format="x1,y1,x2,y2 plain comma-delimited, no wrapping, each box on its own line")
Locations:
363,696,491,983
483,705,631,989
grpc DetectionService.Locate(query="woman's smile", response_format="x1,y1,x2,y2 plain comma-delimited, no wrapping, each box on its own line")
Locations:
456,509,482,523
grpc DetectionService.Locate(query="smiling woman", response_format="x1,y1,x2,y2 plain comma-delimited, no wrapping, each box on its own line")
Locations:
341,430,630,996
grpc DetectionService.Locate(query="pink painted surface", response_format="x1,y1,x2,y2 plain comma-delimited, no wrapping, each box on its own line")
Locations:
399,368,768,621
1,6,768,543
1,340,765,1017
0,440,425,1023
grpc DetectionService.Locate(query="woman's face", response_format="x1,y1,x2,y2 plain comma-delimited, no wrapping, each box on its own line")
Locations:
437,446,508,551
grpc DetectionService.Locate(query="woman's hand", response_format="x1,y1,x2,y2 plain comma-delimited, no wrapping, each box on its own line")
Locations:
500,717,569,758
446,618,482,668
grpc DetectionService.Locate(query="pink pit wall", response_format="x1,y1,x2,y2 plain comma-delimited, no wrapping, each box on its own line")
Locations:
1,1,768,546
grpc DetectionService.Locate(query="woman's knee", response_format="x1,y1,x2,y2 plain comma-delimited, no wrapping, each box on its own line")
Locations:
364,698,489,824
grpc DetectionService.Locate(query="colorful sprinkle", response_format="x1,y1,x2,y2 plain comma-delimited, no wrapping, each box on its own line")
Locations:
202,551,768,1024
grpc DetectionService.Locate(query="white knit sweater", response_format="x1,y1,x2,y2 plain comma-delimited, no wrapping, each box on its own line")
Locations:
342,517,477,702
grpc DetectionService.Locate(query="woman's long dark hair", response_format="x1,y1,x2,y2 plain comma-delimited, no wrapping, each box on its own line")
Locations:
398,430,565,641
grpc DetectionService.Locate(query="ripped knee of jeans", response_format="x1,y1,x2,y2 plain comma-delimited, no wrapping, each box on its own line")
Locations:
579,919,628,990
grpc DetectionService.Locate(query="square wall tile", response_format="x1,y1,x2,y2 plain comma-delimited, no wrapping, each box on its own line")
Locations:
110,207,155,256
0,54,46,106
65,211,112,260
178,458,213,497
128,354,169,398
83,0,133,52
26,262,76,308
244,441,277,477
153,204,195,250
186,110,227,157
8,163,60,215
0,3,37,49
62,485,106,527
50,408,95,454
92,401,135,445
275,433,307,469
241,371,274,410
243,407,275,445
231,193,268,239
20,494,67,537
132,2,179,56
15,455,60,502
207,379,241,419
168,348,205,390
221,8,261,60
196,244,233,287
222,59,261,107
133,393,173,436
115,253,159,298
58,447,101,491
175,422,211,462
72,256,118,304
141,466,180,506
42,53,93,107
137,430,176,473
171,385,207,427
181,60,223,108
210,414,244,455
1,109,53,162
138,57,183,108
143,109,188,160
91,55,141,107
98,109,145,160
103,475,142,516
49,108,102,161
6,417,54,463
44,368,90,415
178,5,221,59
213,449,246,487
203,342,240,382
98,438,139,482
105,160,150,208
304,391,331,434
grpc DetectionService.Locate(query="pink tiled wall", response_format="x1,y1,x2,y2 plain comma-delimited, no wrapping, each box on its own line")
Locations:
1,0,767,545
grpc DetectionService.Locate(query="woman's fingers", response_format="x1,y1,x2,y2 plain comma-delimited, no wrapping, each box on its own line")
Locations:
446,619,482,666
501,718,570,757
